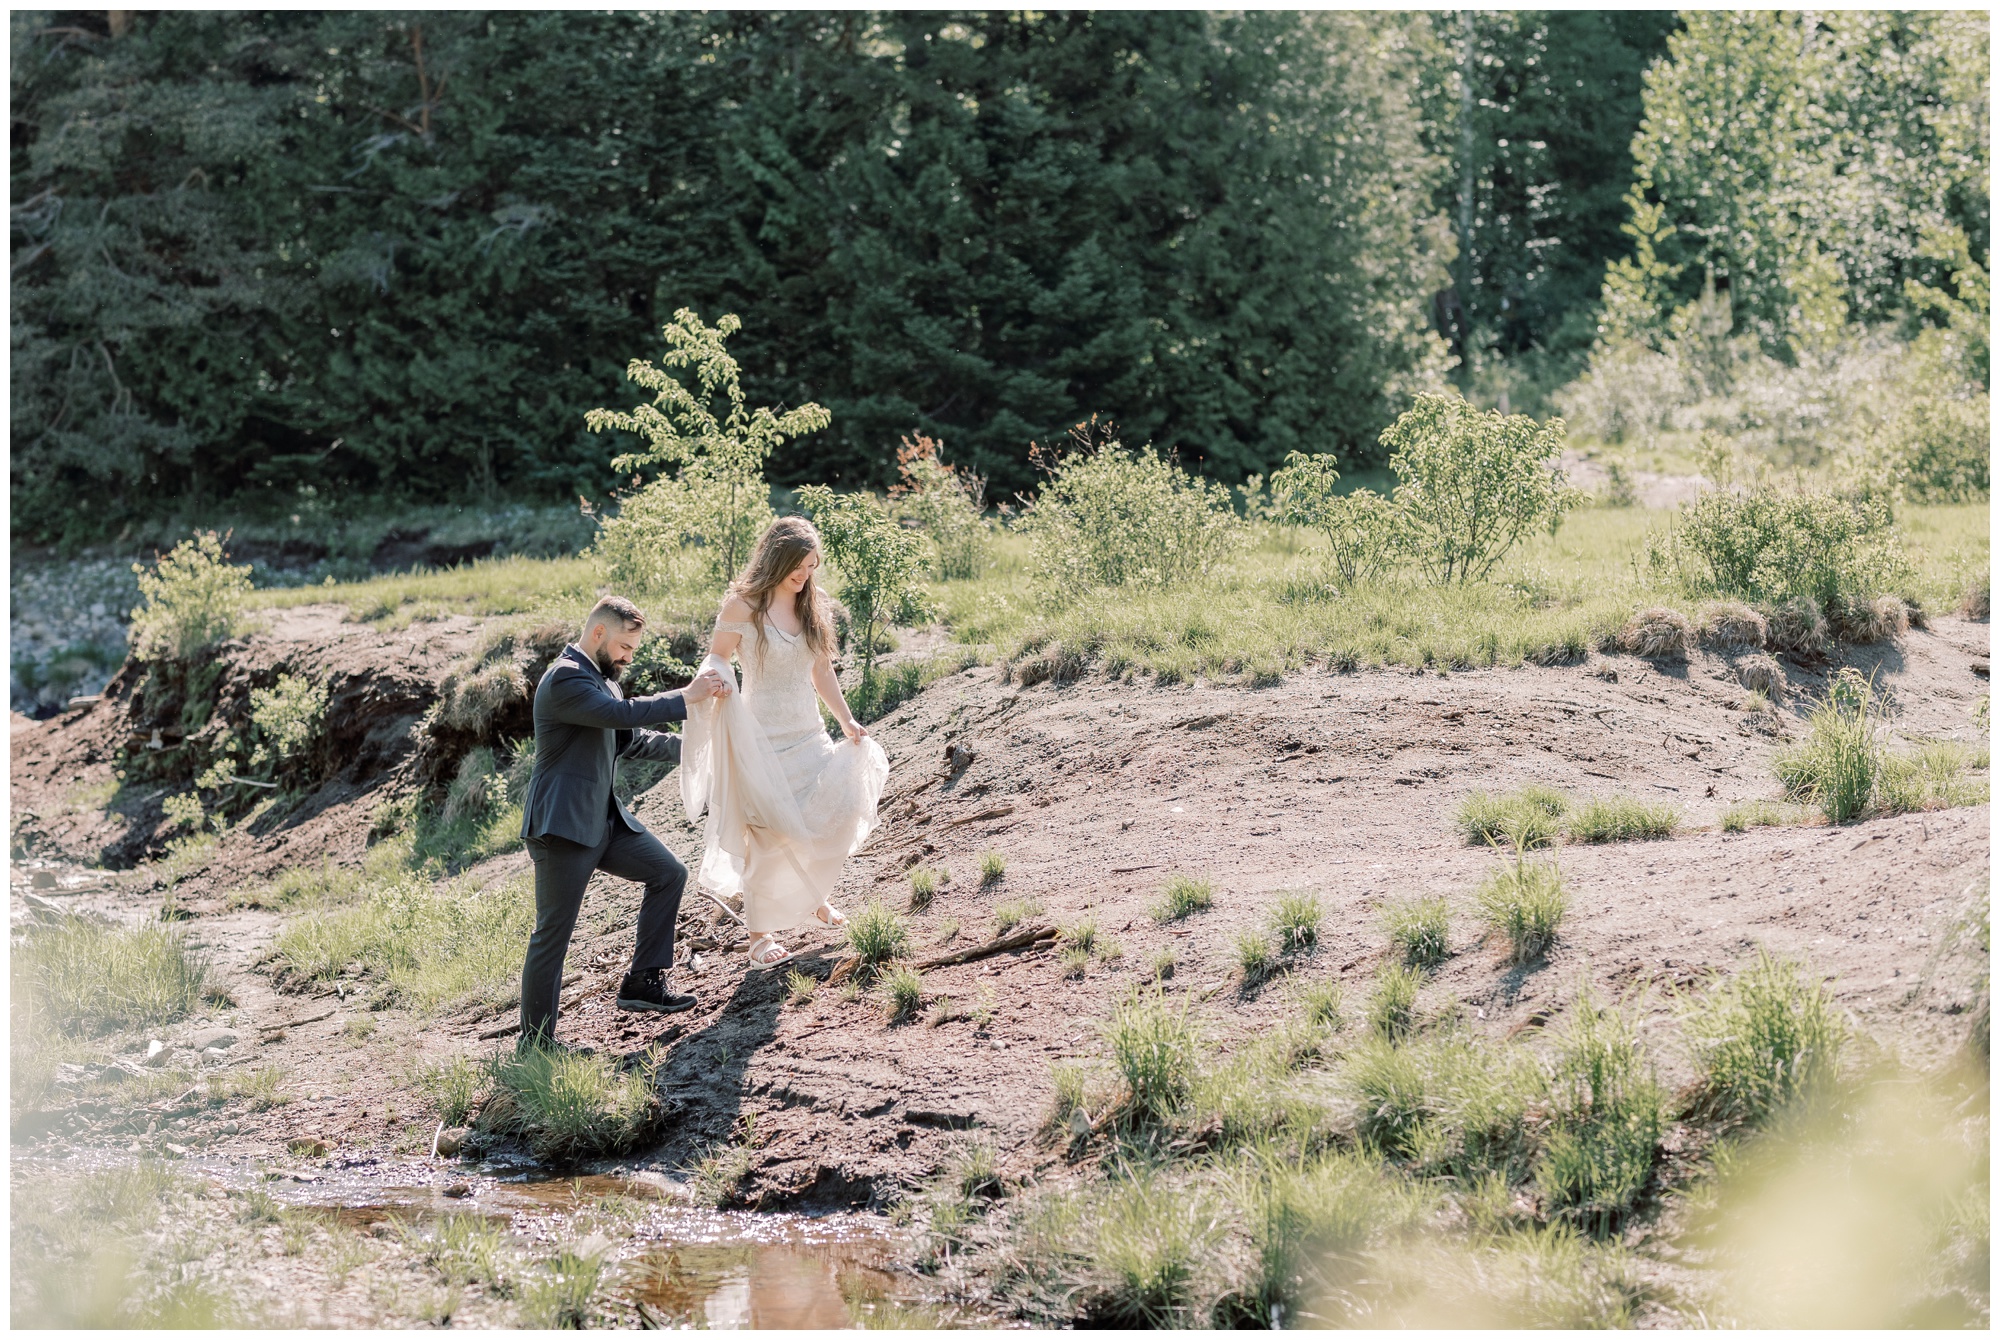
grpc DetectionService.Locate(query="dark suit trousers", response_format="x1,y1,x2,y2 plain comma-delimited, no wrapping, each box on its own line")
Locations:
519,823,686,1045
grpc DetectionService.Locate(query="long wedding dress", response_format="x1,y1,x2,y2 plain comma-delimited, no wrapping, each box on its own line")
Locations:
679,616,889,934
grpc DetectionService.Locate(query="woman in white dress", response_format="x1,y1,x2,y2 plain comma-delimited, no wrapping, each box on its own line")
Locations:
679,516,891,968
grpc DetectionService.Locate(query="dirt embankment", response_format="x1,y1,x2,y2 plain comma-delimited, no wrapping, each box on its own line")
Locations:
9,607,1991,1209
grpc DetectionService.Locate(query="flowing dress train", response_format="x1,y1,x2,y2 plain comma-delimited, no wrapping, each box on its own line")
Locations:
679,616,889,934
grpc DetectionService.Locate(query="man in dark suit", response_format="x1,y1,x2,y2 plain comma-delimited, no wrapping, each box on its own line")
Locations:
516,595,733,1051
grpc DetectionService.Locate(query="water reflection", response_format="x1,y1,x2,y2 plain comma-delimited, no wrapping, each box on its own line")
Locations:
631,1239,951,1329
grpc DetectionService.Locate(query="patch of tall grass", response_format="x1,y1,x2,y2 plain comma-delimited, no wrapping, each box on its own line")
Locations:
1457,787,1567,848
1534,996,1667,1230
1382,896,1451,967
1775,671,1883,823
1566,795,1681,843
269,871,532,1015
1368,964,1423,1040
1680,950,1847,1126
1876,741,1990,814
1271,890,1322,954
14,918,209,1037
1475,854,1568,963
476,1048,661,1163
1101,990,1201,1126
846,900,911,968
1720,799,1814,832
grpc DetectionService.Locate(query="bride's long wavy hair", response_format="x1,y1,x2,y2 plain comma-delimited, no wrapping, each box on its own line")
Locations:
727,516,835,666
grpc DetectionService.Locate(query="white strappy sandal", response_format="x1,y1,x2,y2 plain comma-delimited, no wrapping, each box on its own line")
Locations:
747,933,794,969
813,902,847,929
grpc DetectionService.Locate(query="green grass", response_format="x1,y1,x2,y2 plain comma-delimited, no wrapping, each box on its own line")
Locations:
907,866,940,912
1876,741,1990,814
784,970,818,1007
1101,990,1201,1125
1566,795,1681,843
1383,896,1452,967
1147,948,1179,982
478,1047,661,1163
845,900,911,967
14,919,209,1037
1534,997,1668,1230
1270,890,1322,954
1151,873,1214,922
1476,855,1568,964
518,1238,609,1329
993,896,1044,935
268,871,532,1016
412,1055,485,1126
978,849,1007,885
405,1211,512,1293
1234,928,1277,982
1368,963,1423,1039
1058,944,1092,978
881,965,926,1022
1060,915,1099,954
1679,950,1847,1126
1293,977,1344,1028
1457,786,1568,848
1775,675,1883,823
1720,799,1815,832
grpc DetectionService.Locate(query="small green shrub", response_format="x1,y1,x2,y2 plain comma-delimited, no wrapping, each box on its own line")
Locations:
1775,670,1883,823
890,433,990,580
1271,891,1322,954
1476,855,1568,964
881,965,926,1022
978,849,1007,885
1379,394,1582,586
1383,896,1451,968
907,867,940,912
1269,452,1404,584
784,970,817,1007
1369,964,1422,1040
1152,874,1214,922
846,900,910,967
1649,473,1909,619
1102,991,1201,1124
1017,433,1248,602
1566,795,1680,843
1457,788,1567,849
1680,950,1847,1126
797,484,937,692
128,531,254,661
1235,929,1277,982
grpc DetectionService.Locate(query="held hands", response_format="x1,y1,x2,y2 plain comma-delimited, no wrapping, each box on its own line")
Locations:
681,666,734,704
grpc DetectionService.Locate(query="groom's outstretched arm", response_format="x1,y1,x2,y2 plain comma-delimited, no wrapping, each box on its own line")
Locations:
544,664,688,730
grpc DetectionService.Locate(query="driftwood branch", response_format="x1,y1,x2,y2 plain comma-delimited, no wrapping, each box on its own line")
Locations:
913,922,1057,969
942,804,1015,829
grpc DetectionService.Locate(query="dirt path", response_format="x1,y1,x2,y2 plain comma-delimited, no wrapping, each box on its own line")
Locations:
10,614,1990,1210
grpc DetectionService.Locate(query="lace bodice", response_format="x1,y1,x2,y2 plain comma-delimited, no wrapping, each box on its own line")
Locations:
715,617,821,735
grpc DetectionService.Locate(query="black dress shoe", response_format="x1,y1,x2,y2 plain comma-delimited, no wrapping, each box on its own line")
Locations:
616,968,697,1014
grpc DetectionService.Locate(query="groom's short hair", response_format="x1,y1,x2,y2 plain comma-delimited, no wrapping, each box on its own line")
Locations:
583,596,646,637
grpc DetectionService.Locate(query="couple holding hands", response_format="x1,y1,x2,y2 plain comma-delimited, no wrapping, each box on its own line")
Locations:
514,516,889,1051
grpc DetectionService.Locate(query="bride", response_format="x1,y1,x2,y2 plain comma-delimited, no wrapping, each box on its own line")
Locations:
679,516,891,968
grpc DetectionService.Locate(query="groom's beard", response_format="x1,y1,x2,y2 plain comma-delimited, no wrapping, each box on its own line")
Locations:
594,649,627,682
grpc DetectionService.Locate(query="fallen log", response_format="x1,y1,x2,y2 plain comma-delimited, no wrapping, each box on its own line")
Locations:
942,804,1015,829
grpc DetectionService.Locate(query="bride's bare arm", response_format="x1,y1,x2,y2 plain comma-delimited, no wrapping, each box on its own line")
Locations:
811,649,867,742
710,595,754,661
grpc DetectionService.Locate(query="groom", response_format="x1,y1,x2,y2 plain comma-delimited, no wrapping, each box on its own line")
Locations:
516,596,733,1052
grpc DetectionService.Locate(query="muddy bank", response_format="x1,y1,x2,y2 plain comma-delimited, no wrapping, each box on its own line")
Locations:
9,608,1991,1218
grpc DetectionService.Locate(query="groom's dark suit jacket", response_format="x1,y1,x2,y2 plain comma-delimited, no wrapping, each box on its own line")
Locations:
519,644,687,847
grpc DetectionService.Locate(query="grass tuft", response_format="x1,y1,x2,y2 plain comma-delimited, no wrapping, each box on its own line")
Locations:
1679,950,1847,1126
978,849,1007,885
784,970,818,1007
993,896,1044,935
1383,896,1451,968
1720,799,1811,832
846,900,911,967
1774,670,1882,823
1567,795,1680,843
476,1048,661,1163
1151,874,1214,922
412,1055,485,1126
907,867,940,912
1102,990,1201,1125
1235,929,1277,983
1457,787,1567,849
1293,977,1344,1029
16,919,209,1036
1475,854,1568,964
1534,994,1667,1230
881,965,926,1022
1271,890,1322,954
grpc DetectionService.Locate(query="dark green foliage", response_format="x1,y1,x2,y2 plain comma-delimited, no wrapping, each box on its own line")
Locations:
11,11,1451,541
